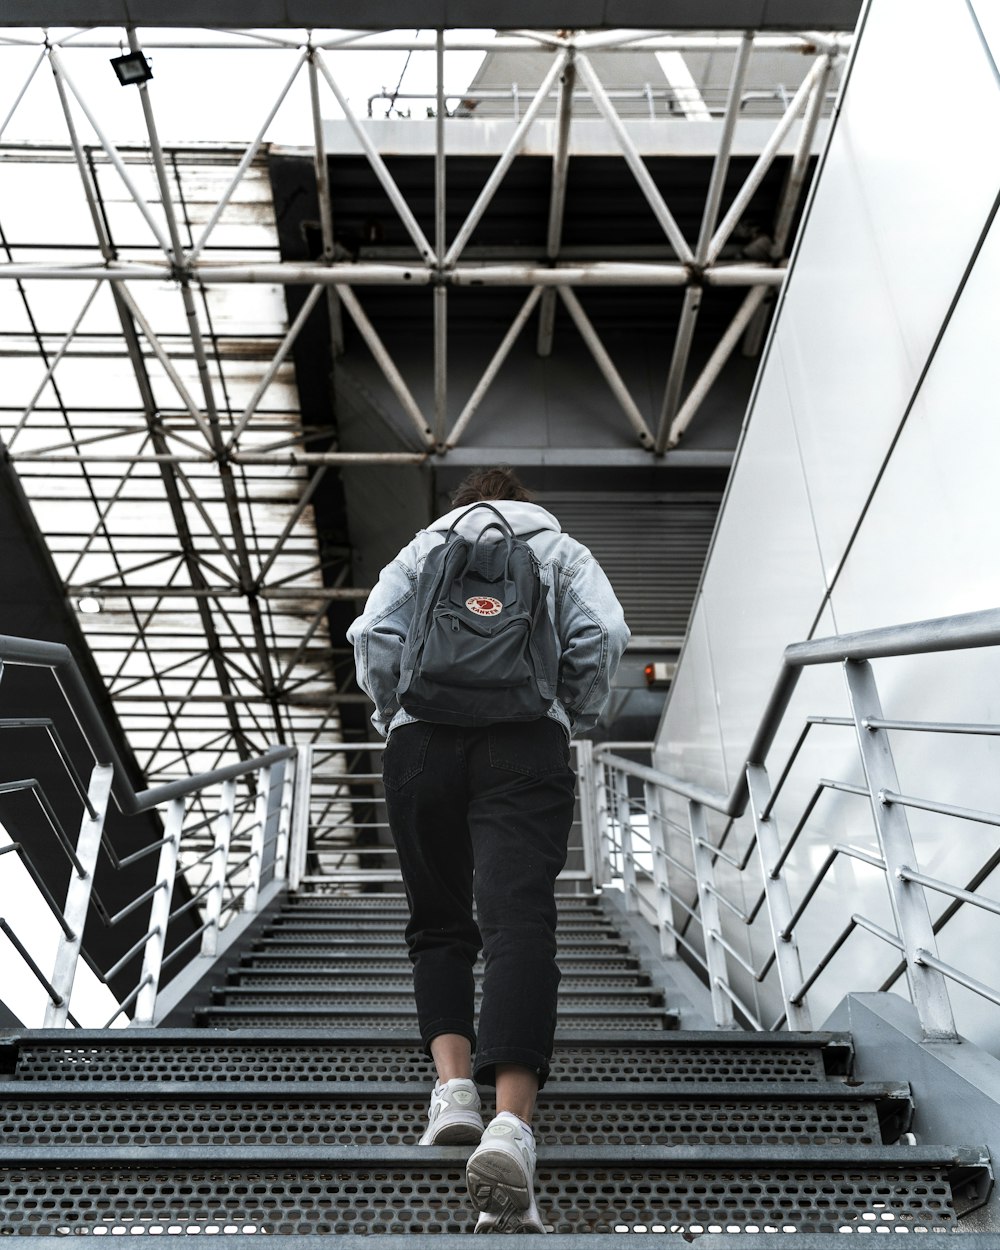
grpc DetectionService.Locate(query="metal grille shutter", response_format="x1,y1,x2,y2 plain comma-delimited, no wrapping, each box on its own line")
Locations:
540,494,721,637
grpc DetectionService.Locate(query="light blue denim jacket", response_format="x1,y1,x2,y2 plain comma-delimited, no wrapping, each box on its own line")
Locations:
347,500,630,738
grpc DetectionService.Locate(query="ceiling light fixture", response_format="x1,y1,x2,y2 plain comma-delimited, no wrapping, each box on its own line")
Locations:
110,51,153,86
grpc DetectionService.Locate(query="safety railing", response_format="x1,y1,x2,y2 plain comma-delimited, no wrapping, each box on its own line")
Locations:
293,739,600,893
592,608,1000,1041
0,635,297,1029
367,84,840,121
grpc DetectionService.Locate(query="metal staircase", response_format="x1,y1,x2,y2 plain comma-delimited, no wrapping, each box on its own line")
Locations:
1,888,994,1243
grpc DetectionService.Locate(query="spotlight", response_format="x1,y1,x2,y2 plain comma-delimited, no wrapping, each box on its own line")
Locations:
77,596,102,614
110,51,153,86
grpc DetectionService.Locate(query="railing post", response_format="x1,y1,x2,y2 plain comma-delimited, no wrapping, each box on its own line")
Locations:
200,779,235,958
844,658,958,1041
244,763,271,914
614,767,639,911
273,755,295,883
594,756,615,887
288,744,313,892
43,762,114,1027
574,740,600,885
688,799,737,1028
746,762,812,1030
132,795,184,1027
644,781,677,958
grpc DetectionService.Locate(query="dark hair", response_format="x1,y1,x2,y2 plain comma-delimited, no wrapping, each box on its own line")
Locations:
451,466,532,508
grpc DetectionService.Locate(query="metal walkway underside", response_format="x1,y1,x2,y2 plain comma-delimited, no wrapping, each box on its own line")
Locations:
1,890,993,1244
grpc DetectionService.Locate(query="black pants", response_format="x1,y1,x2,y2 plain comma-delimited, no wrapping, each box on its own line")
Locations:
382,717,576,1089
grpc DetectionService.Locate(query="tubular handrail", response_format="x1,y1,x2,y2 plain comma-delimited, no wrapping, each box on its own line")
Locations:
0,632,302,1029
596,606,1000,819
592,606,1000,1038
0,633,296,811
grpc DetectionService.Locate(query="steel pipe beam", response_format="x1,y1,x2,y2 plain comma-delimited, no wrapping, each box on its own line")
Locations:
706,55,827,265
656,32,753,452
308,47,345,356
445,286,543,448
574,51,693,265
0,9,862,31
537,54,576,357
558,287,654,449
444,50,569,266
314,50,435,264
664,284,770,448
0,261,786,286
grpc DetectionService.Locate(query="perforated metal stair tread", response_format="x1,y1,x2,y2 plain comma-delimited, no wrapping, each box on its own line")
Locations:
228,971,652,988
1,1030,854,1084
0,1089,905,1149
209,987,664,1006
13,1236,1000,1249
192,1009,681,1032
0,1148,987,1235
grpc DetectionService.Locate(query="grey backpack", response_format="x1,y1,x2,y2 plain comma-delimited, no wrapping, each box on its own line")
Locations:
397,503,559,727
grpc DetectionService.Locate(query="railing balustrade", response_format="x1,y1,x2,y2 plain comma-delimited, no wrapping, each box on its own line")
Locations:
0,635,295,1029
592,608,1000,1041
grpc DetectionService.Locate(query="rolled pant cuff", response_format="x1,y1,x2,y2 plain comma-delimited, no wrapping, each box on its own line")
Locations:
473,1045,551,1091
421,1019,477,1058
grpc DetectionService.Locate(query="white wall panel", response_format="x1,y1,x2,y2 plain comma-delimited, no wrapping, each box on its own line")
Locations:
969,0,1000,70
700,343,829,769
654,595,728,794
778,0,1000,583
833,207,1000,629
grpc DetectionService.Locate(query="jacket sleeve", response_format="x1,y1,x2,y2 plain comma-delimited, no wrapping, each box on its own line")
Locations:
346,551,418,737
556,554,630,734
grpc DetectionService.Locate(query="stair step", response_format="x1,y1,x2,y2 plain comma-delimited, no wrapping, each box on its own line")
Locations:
273,897,608,910
239,953,642,970
2,1031,852,1085
0,1146,986,1234
259,924,622,938
229,971,651,989
192,1005,680,1031
252,937,634,953
209,988,664,1009
0,1082,910,1148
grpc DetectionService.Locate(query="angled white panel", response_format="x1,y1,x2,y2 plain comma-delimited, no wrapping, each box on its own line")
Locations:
654,595,728,796
969,1,1000,73
699,343,829,769
833,208,1000,631
778,0,1000,583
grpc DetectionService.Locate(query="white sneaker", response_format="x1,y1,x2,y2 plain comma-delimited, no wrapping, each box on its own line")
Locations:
467,1112,546,1234
418,1078,485,1146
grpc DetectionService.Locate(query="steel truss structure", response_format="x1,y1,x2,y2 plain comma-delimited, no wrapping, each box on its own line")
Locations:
0,24,849,787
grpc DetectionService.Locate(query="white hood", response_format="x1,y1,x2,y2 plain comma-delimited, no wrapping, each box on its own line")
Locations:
428,499,562,541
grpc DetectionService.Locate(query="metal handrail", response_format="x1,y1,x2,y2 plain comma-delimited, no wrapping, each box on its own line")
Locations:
593,606,1000,1039
0,632,301,1029
599,607,1000,819
0,633,295,812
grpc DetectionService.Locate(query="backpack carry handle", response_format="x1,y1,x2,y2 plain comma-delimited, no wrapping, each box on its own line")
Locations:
463,521,515,587
443,501,516,543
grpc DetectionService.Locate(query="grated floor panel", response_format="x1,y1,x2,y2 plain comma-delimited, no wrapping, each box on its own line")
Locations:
232,972,649,990
193,1011,676,1031
0,1096,885,1148
9,1043,831,1085
0,1163,959,1236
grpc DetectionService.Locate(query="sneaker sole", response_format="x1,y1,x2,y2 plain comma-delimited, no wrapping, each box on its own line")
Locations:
424,1117,487,1146
467,1147,532,1225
